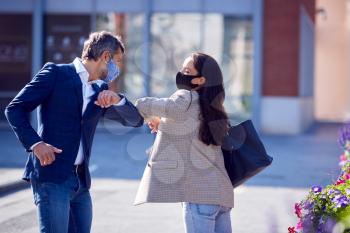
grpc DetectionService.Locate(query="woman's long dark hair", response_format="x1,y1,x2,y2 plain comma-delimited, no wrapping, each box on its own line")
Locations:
192,52,229,146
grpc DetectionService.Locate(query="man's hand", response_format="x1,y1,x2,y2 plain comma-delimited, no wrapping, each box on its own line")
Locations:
33,142,62,166
148,117,161,133
94,90,121,108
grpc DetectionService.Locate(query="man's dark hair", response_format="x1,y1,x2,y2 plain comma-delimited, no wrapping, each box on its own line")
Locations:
81,31,125,61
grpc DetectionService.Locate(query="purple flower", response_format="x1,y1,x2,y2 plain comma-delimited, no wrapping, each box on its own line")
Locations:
303,201,314,211
346,189,350,195
320,217,337,233
337,202,347,208
339,160,347,167
339,124,350,150
328,189,341,196
312,186,322,193
328,189,335,195
301,215,314,232
332,195,349,208
334,189,341,195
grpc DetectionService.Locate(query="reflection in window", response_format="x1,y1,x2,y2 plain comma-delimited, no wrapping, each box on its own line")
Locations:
95,13,253,120
97,13,145,102
222,16,253,121
123,14,145,101
150,14,253,121
150,13,202,97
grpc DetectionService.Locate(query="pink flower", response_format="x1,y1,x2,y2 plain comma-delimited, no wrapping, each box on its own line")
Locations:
336,179,345,185
294,203,302,218
345,174,350,180
288,227,297,233
296,221,302,230
340,154,347,161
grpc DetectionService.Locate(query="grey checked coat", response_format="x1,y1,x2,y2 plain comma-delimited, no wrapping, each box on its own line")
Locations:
134,89,234,208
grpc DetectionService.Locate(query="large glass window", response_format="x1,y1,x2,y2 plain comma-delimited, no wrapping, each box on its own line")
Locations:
44,14,91,64
150,14,202,97
150,13,253,121
221,16,253,121
0,14,32,122
92,12,253,121
97,13,145,101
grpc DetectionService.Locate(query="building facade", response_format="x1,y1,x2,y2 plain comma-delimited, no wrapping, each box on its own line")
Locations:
0,0,320,134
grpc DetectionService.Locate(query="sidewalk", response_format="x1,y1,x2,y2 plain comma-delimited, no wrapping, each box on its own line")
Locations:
0,122,344,232
0,169,28,194
0,126,31,194
0,178,309,233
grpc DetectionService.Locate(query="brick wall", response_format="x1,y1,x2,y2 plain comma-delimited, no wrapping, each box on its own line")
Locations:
300,0,316,22
262,0,315,96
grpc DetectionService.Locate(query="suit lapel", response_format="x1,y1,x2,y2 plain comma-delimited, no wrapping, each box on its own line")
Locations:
69,63,83,116
82,82,108,120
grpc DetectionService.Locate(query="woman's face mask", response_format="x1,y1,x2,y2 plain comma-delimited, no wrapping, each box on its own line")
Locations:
104,56,120,83
175,72,201,90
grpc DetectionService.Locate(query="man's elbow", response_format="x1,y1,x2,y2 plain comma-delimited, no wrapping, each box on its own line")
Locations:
133,115,144,128
4,103,23,126
4,104,13,123
138,117,144,127
129,103,144,127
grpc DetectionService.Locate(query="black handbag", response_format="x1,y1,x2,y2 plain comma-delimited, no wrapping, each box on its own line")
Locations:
221,120,273,188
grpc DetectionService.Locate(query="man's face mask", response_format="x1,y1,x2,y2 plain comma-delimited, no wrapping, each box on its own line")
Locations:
104,55,120,83
175,72,201,90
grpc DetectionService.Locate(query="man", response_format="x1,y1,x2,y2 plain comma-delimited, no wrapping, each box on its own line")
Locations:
5,31,144,233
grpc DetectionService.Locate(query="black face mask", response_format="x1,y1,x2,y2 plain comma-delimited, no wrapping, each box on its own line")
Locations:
176,72,201,90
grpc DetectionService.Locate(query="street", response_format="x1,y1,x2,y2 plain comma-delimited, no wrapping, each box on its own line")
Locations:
0,122,343,233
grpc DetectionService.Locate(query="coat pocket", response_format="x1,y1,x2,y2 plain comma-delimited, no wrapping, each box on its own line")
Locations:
148,160,178,169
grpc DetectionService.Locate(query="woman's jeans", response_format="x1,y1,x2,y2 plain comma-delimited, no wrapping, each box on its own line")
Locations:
182,202,232,233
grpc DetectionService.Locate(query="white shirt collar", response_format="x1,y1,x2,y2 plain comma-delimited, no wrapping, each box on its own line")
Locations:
73,57,105,86
73,57,90,84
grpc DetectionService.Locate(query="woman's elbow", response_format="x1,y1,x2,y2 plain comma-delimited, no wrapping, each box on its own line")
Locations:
134,99,149,118
134,98,143,110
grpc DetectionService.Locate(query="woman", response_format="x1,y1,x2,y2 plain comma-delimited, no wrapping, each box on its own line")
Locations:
134,52,234,233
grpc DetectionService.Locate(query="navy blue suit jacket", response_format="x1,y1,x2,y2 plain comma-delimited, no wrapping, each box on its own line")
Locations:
4,62,144,188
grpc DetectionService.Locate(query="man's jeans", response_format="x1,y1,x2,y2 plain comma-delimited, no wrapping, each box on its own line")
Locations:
31,170,92,233
182,202,232,233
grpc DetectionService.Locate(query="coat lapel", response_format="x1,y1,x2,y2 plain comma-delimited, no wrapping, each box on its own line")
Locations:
69,63,83,116
82,82,108,120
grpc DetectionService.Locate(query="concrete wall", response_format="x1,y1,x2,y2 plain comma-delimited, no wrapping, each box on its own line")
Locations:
315,0,350,122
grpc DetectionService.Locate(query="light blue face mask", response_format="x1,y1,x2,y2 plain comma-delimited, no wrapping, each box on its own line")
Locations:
104,57,120,83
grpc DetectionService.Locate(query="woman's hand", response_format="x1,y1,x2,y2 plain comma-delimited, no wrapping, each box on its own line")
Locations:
148,117,161,133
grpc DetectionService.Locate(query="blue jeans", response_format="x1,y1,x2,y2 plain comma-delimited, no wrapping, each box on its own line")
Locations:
182,202,232,233
31,171,92,233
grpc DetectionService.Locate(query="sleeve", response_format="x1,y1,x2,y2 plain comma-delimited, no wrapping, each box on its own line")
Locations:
103,94,144,127
113,97,126,106
135,89,192,121
4,63,57,152
30,141,43,151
